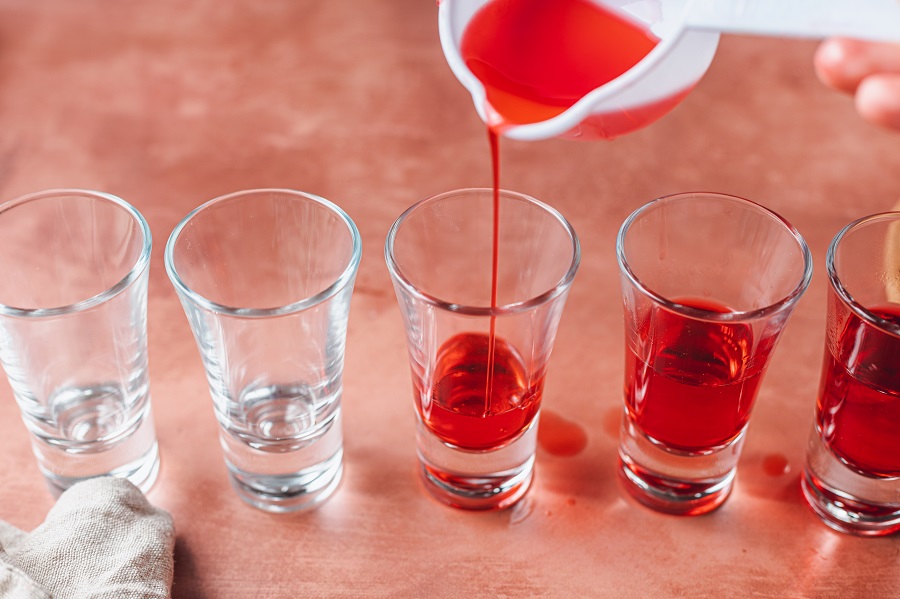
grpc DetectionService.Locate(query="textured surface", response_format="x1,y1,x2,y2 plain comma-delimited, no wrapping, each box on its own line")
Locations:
0,478,174,599
0,1,899,597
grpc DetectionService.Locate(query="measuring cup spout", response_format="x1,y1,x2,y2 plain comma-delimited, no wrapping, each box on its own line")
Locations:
439,0,719,141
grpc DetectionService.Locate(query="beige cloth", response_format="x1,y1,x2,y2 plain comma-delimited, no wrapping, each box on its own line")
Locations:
0,478,174,599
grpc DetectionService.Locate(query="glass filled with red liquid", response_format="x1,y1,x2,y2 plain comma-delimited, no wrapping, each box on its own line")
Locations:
617,192,812,515
802,213,900,536
385,189,579,510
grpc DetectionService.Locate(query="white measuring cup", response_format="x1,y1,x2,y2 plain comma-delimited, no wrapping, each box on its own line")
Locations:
439,0,719,141
439,0,900,141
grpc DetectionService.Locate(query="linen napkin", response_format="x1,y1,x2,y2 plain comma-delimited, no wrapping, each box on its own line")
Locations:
0,477,174,599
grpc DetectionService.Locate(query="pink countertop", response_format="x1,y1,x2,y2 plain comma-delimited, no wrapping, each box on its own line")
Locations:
0,1,899,597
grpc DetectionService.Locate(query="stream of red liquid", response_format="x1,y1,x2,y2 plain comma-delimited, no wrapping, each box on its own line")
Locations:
426,0,660,449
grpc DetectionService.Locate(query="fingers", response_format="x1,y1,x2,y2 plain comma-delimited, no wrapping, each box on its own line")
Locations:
856,74,900,131
814,38,900,94
815,38,900,131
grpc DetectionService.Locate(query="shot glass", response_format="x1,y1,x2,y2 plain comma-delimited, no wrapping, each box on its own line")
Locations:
802,213,900,536
0,189,159,495
165,189,361,512
385,188,580,510
616,192,812,515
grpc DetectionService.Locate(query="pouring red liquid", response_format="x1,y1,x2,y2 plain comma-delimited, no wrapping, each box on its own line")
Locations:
427,0,660,450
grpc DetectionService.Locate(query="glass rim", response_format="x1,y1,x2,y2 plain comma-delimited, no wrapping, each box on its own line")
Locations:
384,187,581,316
827,211,900,337
0,189,152,318
616,191,813,322
164,188,362,318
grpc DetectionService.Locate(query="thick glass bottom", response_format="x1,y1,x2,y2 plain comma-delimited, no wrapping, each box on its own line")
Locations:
415,414,538,510
802,427,900,536
617,411,743,516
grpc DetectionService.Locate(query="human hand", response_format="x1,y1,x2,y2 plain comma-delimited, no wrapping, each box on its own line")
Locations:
815,38,900,131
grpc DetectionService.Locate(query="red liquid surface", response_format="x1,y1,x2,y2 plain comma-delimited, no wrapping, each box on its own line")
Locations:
460,0,663,134
624,298,767,452
419,332,542,450
817,305,900,478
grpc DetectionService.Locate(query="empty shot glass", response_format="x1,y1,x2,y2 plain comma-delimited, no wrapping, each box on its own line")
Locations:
385,188,580,510
616,192,812,515
0,189,159,495
165,189,361,512
802,213,900,536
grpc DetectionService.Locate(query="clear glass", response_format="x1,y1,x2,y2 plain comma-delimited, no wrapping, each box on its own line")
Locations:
385,188,580,510
616,192,812,515
802,213,900,536
165,189,361,512
0,189,158,495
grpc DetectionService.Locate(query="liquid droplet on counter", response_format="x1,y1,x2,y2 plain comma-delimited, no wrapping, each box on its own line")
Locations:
538,409,589,456
762,453,790,477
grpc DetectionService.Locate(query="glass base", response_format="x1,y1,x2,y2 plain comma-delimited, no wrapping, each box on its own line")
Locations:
617,412,742,516
36,407,160,496
221,409,344,513
415,415,537,510
227,449,343,513
41,441,160,497
802,428,900,536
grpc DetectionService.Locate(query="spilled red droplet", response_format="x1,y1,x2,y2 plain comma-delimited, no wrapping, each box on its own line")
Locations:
762,453,790,477
538,409,589,456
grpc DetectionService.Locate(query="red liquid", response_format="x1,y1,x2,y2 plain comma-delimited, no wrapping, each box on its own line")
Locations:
762,453,790,477
419,332,543,450
537,410,588,457
624,298,768,452
817,305,900,478
460,0,668,137
486,129,501,409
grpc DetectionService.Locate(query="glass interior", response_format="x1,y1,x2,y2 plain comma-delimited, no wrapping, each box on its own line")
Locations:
388,189,579,310
0,191,148,312
618,192,811,314
830,213,900,335
168,190,359,312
